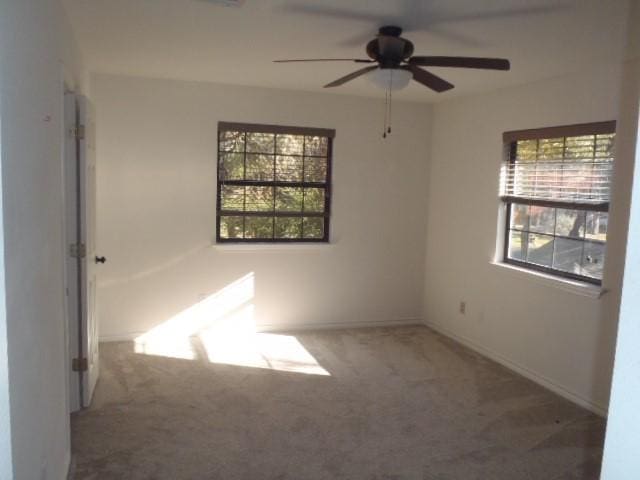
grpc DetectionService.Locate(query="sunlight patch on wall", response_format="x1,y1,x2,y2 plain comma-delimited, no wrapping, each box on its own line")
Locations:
133,272,329,375
134,273,255,360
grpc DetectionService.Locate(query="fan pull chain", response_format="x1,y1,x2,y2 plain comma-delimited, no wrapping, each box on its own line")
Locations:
382,70,394,139
383,88,389,138
388,71,393,136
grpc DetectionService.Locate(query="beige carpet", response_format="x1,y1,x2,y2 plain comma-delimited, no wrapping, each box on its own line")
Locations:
71,325,605,479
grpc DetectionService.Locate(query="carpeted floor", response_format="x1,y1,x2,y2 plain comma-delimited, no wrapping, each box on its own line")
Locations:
71,325,605,479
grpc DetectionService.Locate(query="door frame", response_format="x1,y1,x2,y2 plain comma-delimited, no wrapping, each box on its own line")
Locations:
63,89,83,412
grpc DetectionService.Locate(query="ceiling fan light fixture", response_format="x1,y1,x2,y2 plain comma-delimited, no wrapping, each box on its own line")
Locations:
368,68,412,91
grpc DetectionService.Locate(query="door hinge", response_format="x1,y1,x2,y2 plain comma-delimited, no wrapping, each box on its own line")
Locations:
69,243,86,258
73,124,86,140
72,357,88,372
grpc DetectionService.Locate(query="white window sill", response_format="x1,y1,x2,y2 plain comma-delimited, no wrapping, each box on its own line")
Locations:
490,261,605,299
212,242,335,252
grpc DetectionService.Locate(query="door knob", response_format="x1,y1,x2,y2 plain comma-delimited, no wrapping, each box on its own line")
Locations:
95,256,106,264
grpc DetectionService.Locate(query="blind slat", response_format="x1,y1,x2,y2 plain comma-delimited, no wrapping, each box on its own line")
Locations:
501,163,613,201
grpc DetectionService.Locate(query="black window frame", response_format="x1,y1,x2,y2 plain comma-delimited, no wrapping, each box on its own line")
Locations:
501,121,616,285
216,122,335,243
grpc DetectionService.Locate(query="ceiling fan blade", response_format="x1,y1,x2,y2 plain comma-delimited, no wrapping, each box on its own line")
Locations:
324,66,379,88
404,65,453,92
409,56,510,71
274,58,374,63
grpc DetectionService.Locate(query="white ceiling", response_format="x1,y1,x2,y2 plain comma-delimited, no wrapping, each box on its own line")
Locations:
62,0,630,103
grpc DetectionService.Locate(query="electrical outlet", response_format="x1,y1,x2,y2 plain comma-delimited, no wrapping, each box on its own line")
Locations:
459,301,466,315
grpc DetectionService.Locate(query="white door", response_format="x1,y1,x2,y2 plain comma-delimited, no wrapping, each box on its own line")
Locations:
65,94,101,410
78,95,100,407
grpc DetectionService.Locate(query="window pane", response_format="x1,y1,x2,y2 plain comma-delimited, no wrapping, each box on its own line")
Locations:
553,238,583,274
555,209,585,238
585,212,608,241
244,216,273,239
508,230,527,261
565,135,595,161
276,155,303,182
303,188,325,212
246,132,275,153
245,186,273,211
275,217,302,239
245,154,274,181
304,157,327,183
510,204,529,230
515,140,537,161
595,134,615,159
537,138,564,160
219,131,244,152
276,134,304,155
275,187,303,212
219,152,244,180
303,217,324,239
220,186,244,210
219,216,244,239
305,136,328,156
529,206,555,234
582,241,605,279
526,233,554,267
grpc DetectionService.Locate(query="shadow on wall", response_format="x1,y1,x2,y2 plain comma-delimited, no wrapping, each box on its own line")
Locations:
133,272,330,376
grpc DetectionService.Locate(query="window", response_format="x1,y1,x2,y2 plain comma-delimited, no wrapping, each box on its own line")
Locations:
500,121,616,284
217,122,334,242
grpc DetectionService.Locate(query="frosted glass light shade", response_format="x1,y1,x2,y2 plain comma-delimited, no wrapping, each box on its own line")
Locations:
367,68,412,91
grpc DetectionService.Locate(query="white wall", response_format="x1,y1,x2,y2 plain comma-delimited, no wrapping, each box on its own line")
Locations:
93,74,431,339
422,65,631,414
601,60,640,480
0,1,85,478
601,0,640,474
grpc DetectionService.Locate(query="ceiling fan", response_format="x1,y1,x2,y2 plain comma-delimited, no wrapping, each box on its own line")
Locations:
274,25,510,93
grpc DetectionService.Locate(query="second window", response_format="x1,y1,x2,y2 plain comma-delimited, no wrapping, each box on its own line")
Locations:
217,122,334,243
500,122,616,284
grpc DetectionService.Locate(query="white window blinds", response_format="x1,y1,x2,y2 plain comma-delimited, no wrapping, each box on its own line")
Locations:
501,122,616,206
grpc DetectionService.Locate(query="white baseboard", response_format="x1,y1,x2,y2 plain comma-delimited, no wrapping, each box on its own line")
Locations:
99,318,423,342
256,317,423,333
423,320,608,417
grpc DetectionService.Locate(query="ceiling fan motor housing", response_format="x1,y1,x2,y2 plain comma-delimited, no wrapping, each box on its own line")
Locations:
367,26,414,68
